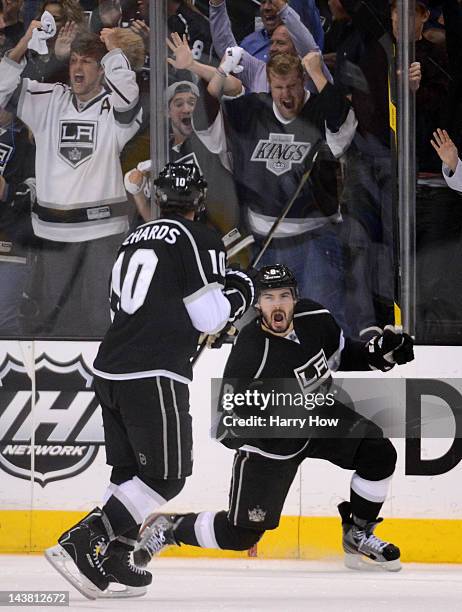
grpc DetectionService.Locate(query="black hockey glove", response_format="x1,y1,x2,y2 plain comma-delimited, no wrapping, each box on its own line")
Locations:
366,325,414,371
224,266,256,323
207,323,238,349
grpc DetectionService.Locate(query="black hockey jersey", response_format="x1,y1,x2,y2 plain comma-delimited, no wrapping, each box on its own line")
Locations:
93,214,227,384
223,83,352,236
0,122,37,263
220,299,372,456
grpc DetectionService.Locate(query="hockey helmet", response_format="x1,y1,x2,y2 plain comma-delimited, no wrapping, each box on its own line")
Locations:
154,162,207,213
256,264,299,299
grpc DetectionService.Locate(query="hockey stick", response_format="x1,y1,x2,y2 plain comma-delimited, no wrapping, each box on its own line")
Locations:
251,145,321,269
191,143,322,367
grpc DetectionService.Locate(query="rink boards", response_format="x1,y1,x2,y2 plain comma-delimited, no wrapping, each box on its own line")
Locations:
0,341,462,562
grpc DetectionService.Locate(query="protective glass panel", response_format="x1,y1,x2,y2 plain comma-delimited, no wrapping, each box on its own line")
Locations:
0,0,460,343
0,0,149,338
413,0,462,344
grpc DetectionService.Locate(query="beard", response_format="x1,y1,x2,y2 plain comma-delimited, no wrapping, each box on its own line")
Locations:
262,308,293,334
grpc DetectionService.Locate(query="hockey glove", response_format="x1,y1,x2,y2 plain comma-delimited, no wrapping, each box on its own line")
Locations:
207,323,238,349
124,160,151,195
366,325,414,371
224,266,256,323
124,168,147,195
220,46,244,76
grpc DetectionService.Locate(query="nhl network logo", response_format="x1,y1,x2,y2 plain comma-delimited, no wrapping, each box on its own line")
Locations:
0,354,104,487
251,133,311,176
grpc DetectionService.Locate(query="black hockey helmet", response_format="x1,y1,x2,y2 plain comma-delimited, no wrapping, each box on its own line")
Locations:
154,162,207,213
256,264,299,299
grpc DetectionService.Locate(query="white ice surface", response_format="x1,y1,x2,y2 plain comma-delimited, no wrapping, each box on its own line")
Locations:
1,555,462,612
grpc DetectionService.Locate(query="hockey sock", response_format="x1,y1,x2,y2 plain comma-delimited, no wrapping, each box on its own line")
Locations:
103,476,168,537
174,512,222,548
174,511,262,551
103,495,139,536
350,474,393,521
350,438,397,521
113,526,139,549
172,513,201,546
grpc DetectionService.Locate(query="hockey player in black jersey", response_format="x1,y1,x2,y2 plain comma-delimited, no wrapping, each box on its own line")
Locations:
44,162,256,600
134,264,414,572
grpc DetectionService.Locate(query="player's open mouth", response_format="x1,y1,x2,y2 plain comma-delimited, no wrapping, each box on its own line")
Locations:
282,101,294,110
73,75,84,83
273,312,285,324
181,117,192,127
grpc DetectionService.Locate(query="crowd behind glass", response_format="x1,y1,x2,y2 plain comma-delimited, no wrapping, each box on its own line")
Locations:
0,0,461,343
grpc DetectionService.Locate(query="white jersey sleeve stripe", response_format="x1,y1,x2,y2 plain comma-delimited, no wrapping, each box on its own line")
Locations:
183,281,223,305
294,309,330,317
185,285,230,334
327,329,345,372
254,338,269,379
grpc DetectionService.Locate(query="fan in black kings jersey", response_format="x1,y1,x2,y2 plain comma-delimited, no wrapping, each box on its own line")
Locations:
45,162,256,600
207,49,357,334
134,264,415,573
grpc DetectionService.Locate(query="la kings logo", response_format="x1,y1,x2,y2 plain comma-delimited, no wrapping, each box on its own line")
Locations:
0,354,103,487
294,349,330,393
0,143,13,176
58,120,97,168
251,133,311,176
175,152,203,175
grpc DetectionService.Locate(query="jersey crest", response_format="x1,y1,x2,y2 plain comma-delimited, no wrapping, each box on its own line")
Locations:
250,133,311,176
0,143,13,176
294,348,330,392
175,151,203,175
58,120,97,168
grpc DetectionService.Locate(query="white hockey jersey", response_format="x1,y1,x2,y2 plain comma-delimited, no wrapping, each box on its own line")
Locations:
0,49,142,242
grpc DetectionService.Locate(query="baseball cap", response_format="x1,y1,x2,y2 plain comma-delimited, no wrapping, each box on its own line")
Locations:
167,81,200,103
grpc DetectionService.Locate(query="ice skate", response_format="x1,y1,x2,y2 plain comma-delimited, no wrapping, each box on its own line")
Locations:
100,541,152,598
44,507,111,600
133,514,177,567
338,501,401,572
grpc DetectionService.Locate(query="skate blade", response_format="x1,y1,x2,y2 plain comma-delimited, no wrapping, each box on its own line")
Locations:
44,544,101,600
99,585,147,599
344,553,402,572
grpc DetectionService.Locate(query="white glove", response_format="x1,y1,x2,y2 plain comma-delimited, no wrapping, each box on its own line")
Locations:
28,11,57,55
137,160,152,174
124,168,147,196
220,46,244,76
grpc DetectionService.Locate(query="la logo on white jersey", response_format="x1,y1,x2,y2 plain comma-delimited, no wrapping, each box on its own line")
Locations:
58,120,97,168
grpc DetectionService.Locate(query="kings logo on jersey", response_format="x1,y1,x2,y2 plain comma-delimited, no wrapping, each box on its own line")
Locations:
294,349,330,394
58,120,97,168
0,353,103,487
0,143,13,176
251,133,311,176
